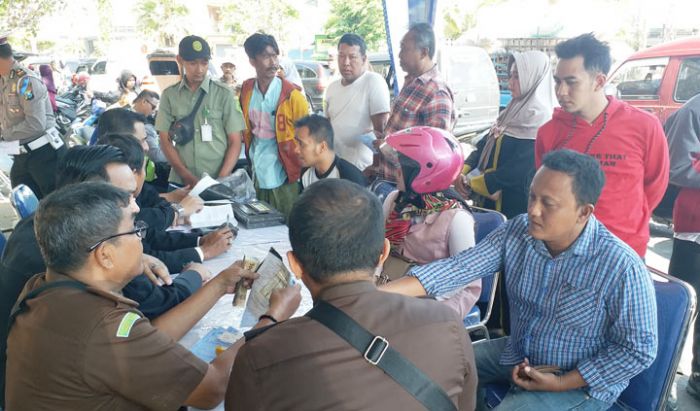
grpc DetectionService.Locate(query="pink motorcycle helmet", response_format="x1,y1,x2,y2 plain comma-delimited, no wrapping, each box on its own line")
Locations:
384,126,464,194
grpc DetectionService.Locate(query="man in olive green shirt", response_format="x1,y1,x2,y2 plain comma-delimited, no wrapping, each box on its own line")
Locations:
155,35,244,186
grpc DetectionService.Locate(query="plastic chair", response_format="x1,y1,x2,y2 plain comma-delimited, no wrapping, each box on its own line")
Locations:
369,179,397,204
610,268,696,411
463,207,507,339
484,268,697,411
10,184,39,219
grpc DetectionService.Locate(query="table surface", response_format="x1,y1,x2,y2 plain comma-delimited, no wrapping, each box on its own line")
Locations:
178,224,313,411
180,224,314,349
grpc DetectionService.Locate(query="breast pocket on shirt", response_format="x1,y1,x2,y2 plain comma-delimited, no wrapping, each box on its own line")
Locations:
555,282,603,331
6,94,23,117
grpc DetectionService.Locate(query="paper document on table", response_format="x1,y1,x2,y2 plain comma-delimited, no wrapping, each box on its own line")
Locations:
189,174,219,198
241,247,293,327
189,205,236,228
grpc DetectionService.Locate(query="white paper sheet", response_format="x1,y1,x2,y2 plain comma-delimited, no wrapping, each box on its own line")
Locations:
188,205,236,229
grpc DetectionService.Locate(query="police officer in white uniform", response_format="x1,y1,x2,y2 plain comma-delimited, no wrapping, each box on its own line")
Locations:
0,37,65,199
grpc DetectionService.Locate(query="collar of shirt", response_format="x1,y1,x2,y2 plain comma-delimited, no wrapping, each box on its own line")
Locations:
404,64,440,86
177,75,211,94
44,271,140,307
316,280,377,303
313,155,339,179
254,76,282,98
524,217,598,259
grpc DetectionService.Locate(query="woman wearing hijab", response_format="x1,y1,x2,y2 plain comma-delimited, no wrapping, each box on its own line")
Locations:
460,51,558,218
277,57,304,92
39,64,58,113
115,70,139,108
381,126,480,318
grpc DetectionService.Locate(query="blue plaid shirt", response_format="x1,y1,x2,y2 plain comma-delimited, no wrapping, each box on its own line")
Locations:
410,214,657,404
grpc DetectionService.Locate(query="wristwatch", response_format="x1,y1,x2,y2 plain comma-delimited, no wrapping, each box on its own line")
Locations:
170,202,185,221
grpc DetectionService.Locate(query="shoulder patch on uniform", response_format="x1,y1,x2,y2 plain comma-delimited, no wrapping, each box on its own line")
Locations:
19,77,33,100
116,312,141,338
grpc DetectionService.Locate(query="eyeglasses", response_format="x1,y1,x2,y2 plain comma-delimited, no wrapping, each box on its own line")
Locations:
86,220,148,252
146,100,159,110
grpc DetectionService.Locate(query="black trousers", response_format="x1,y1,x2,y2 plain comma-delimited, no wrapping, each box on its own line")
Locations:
9,143,67,200
669,238,700,376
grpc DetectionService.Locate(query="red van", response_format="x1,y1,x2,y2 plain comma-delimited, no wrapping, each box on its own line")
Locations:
607,37,700,125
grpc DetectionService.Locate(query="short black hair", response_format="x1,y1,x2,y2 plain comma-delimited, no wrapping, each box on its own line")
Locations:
338,33,367,57
135,89,159,101
243,33,280,60
294,114,334,149
408,22,436,59
555,33,611,75
288,179,384,283
56,145,127,189
96,108,146,139
35,182,131,273
97,133,145,171
541,149,606,206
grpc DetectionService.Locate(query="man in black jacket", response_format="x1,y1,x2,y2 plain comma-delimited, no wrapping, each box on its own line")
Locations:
97,133,234,272
95,108,204,230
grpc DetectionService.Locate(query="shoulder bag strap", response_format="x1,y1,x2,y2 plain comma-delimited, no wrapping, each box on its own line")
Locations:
306,300,458,411
8,280,87,330
188,89,207,119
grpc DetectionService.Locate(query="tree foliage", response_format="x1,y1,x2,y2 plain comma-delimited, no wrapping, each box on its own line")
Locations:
136,0,190,48
443,0,506,41
324,0,387,51
220,0,300,46
0,0,65,36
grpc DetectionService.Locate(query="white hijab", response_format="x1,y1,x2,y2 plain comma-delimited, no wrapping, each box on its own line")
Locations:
497,51,558,140
278,57,305,92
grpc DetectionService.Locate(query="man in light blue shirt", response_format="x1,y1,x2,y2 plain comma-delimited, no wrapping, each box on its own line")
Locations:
383,149,657,410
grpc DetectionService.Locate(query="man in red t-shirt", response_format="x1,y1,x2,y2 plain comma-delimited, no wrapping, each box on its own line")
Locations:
535,33,669,257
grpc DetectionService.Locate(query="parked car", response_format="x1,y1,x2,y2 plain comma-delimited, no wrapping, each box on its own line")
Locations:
144,50,182,94
294,60,332,112
493,62,512,111
368,47,499,138
606,37,700,125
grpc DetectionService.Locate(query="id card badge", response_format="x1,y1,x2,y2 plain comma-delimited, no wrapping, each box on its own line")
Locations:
201,124,213,142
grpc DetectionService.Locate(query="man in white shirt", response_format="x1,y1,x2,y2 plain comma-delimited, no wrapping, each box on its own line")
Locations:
324,34,390,171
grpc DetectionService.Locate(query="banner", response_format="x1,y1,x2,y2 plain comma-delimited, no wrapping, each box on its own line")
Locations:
382,0,438,93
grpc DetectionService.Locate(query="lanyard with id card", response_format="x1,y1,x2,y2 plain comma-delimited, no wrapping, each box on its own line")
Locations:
201,107,213,142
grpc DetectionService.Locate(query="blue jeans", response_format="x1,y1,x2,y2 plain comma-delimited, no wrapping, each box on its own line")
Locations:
475,337,609,411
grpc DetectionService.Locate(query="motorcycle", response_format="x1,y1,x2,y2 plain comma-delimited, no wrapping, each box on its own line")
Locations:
55,88,90,139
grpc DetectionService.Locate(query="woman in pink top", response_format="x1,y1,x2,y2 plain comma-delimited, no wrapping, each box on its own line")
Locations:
382,127,480,318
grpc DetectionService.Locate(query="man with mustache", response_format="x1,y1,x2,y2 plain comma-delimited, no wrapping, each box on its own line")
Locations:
239,33,309,220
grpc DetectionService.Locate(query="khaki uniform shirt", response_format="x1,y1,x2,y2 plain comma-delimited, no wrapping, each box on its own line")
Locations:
155,75,245,184
0,61,56,143
226,281,476,410
6,272,208,411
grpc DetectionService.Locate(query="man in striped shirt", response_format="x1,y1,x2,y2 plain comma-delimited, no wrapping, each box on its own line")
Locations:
383,149,657,410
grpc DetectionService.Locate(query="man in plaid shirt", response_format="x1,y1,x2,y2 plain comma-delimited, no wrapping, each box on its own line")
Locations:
366,23,455,183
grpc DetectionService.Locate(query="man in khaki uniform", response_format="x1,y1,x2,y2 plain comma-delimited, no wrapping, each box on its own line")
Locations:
5,182,301,410
155,35,244,187
225,179,476,411
0,38,66,199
